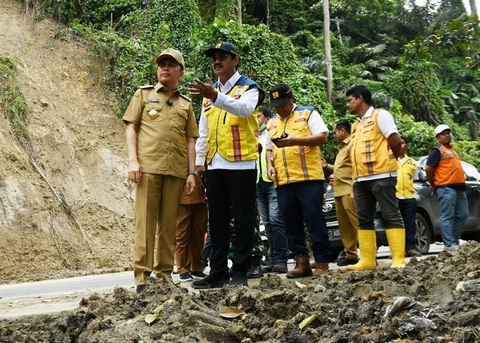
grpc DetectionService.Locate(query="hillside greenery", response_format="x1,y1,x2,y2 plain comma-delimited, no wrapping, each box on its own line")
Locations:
0,56,31,144
20,0,480,165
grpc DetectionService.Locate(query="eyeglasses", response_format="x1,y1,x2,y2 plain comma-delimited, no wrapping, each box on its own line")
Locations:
211,53,231,62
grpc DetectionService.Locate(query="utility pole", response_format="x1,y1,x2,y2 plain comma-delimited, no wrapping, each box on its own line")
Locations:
469,0,478,17
332,17,342,44
238,0,242,26
266,0,270,31
323,0,333,104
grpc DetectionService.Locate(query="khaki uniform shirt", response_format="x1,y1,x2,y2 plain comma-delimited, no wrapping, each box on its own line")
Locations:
332,136,353,197
123,83,198,179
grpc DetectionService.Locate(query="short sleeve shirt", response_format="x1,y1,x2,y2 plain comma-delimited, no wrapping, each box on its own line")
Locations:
123,83,199,178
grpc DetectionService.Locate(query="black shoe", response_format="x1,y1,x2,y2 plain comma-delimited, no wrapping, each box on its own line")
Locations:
191,271,207,279
230,275,248,286
179,272,193,282
406,248,422,257
262,265,274,273
191,273,229,289
246,265,263,279
136,284,146,294
334,250,346,263
272,262,288,273
336,258,358,266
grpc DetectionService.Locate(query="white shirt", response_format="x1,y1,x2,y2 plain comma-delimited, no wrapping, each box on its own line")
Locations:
195,71,259,170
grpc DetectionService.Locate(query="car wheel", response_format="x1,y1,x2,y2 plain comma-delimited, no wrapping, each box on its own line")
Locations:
415,213,431,254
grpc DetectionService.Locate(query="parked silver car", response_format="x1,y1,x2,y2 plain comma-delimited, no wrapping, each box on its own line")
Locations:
323,156,480,254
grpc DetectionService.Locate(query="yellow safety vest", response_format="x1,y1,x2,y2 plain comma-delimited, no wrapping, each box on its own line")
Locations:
267,106,324,187
351,109,397,179
204,80,259,163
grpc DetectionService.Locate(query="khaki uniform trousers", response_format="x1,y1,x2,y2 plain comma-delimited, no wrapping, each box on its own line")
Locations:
334,194,360,260
175,202,208,275
134,173,185,286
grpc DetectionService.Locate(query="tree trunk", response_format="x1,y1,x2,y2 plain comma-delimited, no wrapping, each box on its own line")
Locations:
323,0,333,104
469,0,478,16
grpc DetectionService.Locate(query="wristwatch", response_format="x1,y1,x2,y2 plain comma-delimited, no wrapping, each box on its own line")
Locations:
188,170,197,176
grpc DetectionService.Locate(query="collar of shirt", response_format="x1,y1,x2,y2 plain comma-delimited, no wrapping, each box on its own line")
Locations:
358,106,375,124
340,136,351,147
155,83,179,96
216,71,241,93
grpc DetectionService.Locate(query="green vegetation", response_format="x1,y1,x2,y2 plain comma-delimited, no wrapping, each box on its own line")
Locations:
0,56,31,144
20,0,480,164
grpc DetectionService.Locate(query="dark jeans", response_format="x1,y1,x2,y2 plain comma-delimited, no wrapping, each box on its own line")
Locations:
276,180,332,263
206,169,257,277
398,198,417,249
353,177,404,229
256,179,288,264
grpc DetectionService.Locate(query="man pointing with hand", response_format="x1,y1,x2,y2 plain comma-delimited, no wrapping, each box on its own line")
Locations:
189,41,264,289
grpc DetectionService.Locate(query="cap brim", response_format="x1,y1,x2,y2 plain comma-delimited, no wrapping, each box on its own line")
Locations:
436,129,451,137
270,97,289,108
156,54,184,69
204,48,237,57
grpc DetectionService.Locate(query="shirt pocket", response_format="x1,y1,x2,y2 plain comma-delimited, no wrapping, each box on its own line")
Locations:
359,125,376,163
172,108,188,131
290,120,311,154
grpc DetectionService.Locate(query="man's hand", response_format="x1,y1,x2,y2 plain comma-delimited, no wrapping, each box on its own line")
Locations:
188,75,217,100
268,166,277,180
321,157,328,169
274,133,292,147
128,160,142,184
184,175,196,195
196,164,206,175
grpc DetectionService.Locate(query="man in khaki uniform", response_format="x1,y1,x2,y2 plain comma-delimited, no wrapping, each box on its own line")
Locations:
123,48,199,293
323,119,359,266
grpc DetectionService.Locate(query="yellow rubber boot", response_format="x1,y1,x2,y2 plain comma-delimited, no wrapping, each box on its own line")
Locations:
386,228,406,268
347,230,377,271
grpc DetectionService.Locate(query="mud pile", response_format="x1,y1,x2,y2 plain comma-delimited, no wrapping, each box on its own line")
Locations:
1,242,479,343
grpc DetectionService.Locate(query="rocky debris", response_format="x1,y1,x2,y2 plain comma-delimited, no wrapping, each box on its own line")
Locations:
1,242,479,343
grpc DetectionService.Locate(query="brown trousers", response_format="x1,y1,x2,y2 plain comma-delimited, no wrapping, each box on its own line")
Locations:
133,173,185,286
175,202,208,274
335,194,360,260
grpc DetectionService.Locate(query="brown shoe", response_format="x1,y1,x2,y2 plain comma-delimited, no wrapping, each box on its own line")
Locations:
286,254,312,278
312,262,329,278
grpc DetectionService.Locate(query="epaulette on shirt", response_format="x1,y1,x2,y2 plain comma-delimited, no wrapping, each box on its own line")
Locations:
139,85,155,89
179,93,192,102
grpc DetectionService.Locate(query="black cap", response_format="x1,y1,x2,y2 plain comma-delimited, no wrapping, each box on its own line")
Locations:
269,83,293,107
204,42,239,58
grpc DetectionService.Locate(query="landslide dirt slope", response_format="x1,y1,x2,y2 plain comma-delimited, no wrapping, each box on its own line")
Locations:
0,0,134,283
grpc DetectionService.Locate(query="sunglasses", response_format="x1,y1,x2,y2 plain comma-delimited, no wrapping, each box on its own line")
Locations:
211,52,231,62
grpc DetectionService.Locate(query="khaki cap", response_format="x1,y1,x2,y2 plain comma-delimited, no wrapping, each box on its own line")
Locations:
156,48,185,70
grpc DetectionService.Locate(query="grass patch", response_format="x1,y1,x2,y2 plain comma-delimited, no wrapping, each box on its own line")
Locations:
0,56,31,144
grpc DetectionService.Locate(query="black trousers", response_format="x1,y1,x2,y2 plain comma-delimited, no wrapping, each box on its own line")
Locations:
206,169,257,276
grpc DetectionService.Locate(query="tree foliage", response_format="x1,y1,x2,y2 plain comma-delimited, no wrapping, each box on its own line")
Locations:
21,0,480,165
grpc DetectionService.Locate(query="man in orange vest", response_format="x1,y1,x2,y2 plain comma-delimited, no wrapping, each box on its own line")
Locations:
425,124,468,253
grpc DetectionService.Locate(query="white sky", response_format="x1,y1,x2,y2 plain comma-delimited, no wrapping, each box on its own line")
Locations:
416,0,479,15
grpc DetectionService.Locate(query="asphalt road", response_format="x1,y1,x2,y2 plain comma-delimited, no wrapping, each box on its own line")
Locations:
0,243,446,319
